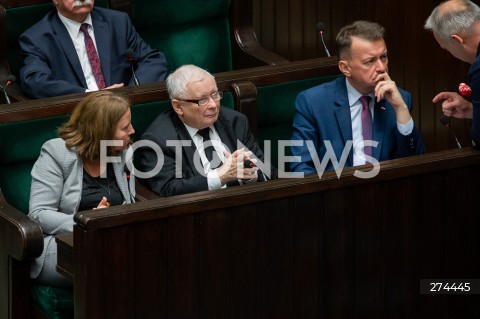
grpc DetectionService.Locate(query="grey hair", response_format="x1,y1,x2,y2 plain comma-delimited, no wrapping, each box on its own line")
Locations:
424,0,480,42
166,65,215,100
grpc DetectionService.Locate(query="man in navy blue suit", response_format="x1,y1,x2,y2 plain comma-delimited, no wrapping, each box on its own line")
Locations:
19,0,167,99
291,20,425,175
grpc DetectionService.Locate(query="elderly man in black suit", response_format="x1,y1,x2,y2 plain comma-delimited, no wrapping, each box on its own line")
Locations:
137,64,270,197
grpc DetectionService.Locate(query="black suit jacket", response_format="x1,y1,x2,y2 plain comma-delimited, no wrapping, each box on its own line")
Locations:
137,107,267,197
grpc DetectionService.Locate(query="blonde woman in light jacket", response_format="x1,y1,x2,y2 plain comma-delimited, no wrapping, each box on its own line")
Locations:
29,91,136,287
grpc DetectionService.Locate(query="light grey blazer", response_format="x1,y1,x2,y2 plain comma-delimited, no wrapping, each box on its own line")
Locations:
28,138,135,278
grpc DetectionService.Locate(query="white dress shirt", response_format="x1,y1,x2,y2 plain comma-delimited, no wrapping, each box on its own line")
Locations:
57,13,99,92
184,123,258,190
184,124,226,190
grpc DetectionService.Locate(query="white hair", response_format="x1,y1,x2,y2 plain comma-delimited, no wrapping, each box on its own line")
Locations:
165,65,214,100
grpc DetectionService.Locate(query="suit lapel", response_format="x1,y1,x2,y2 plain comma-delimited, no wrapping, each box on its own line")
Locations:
51,14,86,86
171,114,199,176
214,111,237,154
334,79,354,165
91,10,111,85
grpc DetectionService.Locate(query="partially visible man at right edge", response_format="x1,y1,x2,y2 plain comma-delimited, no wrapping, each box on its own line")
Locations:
425,0,480,147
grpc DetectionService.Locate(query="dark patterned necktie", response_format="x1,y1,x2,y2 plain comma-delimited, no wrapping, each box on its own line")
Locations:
79,23,106,90
360,95,372,157
197,128,223,169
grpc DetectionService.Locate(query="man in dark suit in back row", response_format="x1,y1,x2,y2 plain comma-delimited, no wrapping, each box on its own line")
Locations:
291,20,425,175
19,0,167,99
137,64,270,197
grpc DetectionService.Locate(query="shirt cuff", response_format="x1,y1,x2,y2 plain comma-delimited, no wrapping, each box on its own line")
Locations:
397,118,414,136
207,170,222,190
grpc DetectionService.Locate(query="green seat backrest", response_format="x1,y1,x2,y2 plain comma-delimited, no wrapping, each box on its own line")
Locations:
256,75,341,171
7,4,53,80
129,0,232,74
0,115,67,213
6,0,109,80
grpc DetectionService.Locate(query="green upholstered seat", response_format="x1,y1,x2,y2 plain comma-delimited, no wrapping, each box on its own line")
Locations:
256,75,341,170
0,116,67,214
6,4,52,80
128,0,233,74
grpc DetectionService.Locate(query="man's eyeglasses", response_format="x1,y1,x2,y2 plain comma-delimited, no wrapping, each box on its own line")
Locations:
177,91,223,106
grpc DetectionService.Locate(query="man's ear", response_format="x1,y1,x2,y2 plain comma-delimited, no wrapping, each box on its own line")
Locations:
172,100,183,116
338,60,351,77
451,34,464,45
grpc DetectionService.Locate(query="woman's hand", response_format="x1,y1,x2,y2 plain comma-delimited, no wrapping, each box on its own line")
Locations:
93,196,110,209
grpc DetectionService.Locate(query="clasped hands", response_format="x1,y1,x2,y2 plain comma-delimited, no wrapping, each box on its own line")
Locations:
217,149,259,185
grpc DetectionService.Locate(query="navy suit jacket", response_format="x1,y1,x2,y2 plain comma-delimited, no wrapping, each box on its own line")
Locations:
137,107,268,197
291,76,426,174
468,44,480,146
19,7,167,99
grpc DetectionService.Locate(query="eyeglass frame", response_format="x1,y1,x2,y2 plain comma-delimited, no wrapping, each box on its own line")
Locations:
176,91,223,106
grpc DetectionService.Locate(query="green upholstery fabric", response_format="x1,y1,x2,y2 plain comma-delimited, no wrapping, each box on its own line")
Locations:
131,100,172,142
0,161,36,214
130,0,232,74
0,116,67,213
31,284,73,319
7,5,53,80
256,75,341,170
5,0,109,80
0,116,66,165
